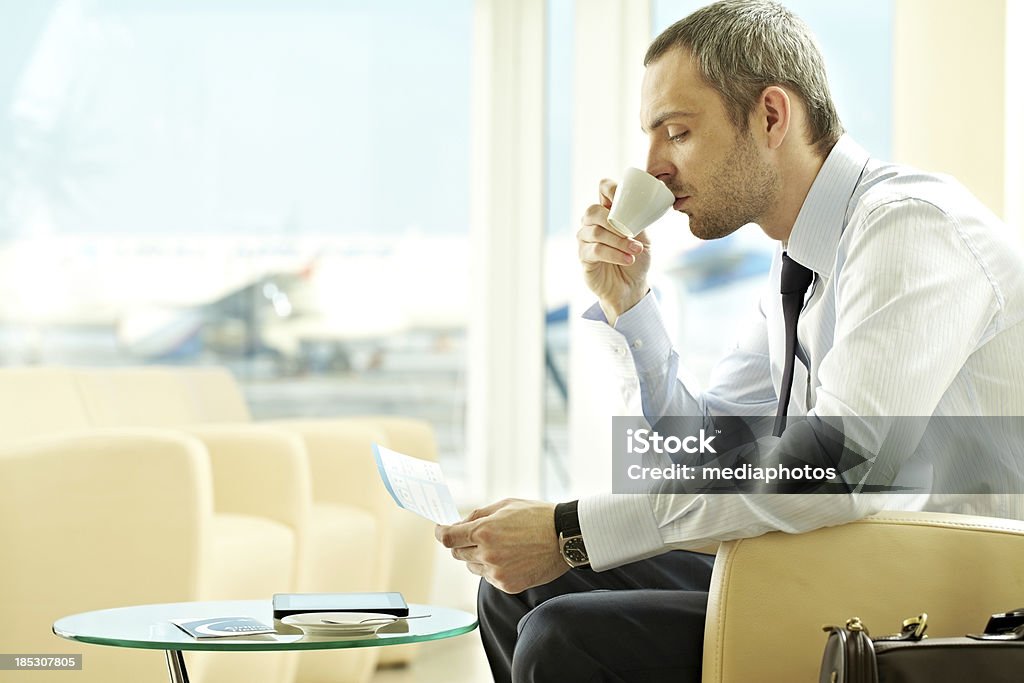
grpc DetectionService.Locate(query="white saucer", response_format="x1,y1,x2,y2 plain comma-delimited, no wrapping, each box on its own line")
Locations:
281,612,401,637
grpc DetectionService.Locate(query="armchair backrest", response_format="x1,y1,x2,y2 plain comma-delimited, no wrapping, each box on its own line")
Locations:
74,367,198,427
0,367,91,442
702,510,1024,682
176,365,252,423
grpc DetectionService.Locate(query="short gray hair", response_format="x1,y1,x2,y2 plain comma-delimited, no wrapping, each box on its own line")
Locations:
645,0,843,157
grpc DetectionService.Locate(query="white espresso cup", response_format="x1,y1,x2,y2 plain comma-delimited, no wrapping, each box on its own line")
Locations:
606,167,675,238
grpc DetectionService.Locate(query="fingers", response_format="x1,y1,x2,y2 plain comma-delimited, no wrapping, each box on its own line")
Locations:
435,520,476,549
462,498,511,523
577,215,645,267
580,179,648,268
579,240,639,267
451,546,478,562
579,205,645,252
436,498,517,548
598,178,617,209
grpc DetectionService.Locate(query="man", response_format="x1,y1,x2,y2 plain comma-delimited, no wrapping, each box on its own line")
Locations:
436,2,1024,681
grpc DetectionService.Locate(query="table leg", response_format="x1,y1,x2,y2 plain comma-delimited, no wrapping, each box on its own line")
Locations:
164,650,189,683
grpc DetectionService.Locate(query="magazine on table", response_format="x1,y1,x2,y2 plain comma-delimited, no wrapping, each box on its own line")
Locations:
171,616,275,639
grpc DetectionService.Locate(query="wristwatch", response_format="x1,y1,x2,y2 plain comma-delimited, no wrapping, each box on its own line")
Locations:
554,500,590,568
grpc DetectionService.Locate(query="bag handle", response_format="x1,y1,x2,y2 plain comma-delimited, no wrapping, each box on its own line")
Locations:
873,614,928,643
970,607,1024,640
842,609,1024,642
969,622,1024,641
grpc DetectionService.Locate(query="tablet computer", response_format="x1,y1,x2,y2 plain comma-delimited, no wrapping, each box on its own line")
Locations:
272,592,409,619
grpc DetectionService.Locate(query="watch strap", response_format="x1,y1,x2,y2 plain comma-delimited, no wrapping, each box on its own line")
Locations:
554,500,582,537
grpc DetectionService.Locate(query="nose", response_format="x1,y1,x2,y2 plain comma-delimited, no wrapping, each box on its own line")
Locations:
646,145,675,185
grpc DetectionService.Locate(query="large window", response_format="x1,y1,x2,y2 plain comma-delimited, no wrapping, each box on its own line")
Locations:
0,1,473,475
0,0,919,502
543,0,574,499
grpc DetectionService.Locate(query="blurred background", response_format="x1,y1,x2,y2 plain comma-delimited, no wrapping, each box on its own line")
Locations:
0,1,1020,679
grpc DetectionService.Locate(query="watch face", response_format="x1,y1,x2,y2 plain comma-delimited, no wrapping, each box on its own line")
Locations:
563,536,589,566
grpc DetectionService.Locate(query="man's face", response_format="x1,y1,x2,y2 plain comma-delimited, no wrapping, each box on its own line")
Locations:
641,47,779,240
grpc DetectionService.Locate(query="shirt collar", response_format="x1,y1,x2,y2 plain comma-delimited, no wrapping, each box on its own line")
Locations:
784,134,871,277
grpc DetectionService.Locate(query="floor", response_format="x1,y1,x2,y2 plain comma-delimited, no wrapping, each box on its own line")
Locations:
372,632,491,683
371,544,492,683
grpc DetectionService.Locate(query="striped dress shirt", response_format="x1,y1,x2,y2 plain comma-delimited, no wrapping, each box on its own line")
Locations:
578,135,1024,571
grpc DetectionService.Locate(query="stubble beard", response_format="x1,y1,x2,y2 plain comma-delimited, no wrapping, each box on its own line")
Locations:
680,130,779,241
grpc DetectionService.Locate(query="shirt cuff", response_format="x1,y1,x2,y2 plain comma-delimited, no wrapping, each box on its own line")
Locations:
611,293,676,377
578,493,666,571
580,303,641,378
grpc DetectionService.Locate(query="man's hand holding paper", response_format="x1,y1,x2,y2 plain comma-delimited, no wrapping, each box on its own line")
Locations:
435,499,566,595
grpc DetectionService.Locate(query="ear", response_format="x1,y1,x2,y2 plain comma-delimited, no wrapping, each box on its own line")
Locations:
758,86,791,150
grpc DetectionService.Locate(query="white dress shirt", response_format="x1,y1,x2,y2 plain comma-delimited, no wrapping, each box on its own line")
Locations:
578,135,1024,571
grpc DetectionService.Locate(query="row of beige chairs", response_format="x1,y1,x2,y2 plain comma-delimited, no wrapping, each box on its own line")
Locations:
6,367,1024,681
0,366,437,683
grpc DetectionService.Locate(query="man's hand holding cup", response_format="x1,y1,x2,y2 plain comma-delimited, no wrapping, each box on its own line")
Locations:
576,168,674,325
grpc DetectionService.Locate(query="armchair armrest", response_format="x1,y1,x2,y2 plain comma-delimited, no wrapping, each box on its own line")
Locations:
181,424,312,605
264,419,393,519
182,425,312,534
702,510,1024,683
264,418,394,577
0,429,212,673
268,416,438,669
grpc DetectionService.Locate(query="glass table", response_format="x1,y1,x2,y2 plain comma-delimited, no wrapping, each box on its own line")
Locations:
53,600,477,683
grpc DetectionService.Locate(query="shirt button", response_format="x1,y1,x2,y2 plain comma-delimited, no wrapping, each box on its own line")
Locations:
631,339,643,350
611,346,626,356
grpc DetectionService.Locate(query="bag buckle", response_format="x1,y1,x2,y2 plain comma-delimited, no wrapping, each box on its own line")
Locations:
820,616,870,636
873,613,928,642
902,613,928,640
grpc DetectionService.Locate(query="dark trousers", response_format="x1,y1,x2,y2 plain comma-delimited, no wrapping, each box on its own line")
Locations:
477,550,716,683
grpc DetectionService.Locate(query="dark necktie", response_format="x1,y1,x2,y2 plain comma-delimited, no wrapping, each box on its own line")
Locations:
773,252,814,437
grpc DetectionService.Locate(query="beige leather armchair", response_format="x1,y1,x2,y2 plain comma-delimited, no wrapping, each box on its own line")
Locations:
177,425,313,683
217,415,440,675
177,367,443,670
0,367,324,683
353,416,441,667
0,365,442,683
87,366,438,680
262,418,391,683
266,415,441,669
72,367,378,683
0,430,212,683
702,510,1024,682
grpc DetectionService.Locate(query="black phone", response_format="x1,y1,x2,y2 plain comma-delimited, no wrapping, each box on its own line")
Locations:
272,592,409,619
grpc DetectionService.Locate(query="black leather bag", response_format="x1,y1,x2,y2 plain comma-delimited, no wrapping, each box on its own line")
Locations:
820,611,1024,683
